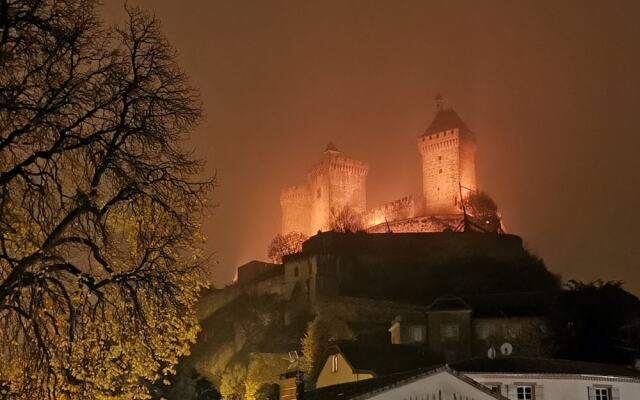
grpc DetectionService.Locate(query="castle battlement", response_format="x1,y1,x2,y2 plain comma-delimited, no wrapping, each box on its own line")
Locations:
280,185,311,204
364,195,424,228
307,156,369,181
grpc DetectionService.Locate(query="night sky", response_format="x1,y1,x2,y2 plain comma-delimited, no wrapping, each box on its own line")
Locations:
103,1,640,293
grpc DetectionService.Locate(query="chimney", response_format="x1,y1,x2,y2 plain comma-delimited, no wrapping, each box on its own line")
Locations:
279,371,304,400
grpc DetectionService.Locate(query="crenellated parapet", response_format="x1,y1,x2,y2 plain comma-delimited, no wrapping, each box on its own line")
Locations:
280,185,311,205
364,195,425,228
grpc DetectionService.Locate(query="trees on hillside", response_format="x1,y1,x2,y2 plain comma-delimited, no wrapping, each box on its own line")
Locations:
0,1,213,398
547,280,640,364
267,232,308,263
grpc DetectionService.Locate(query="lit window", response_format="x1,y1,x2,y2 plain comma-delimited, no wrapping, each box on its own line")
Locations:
412,326,424,342
331,355,338,373
516,386,532,400
595,387,610,400
440,323,459,340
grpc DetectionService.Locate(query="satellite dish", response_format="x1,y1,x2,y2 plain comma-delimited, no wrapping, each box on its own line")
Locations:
487,347,497,359
500,342,513,356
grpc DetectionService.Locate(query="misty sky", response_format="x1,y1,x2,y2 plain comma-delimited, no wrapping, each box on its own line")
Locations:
103,1,640,293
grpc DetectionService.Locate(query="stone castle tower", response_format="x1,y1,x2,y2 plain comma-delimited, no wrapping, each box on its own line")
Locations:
281,95,482,235
280,143,368,235
417,94,477,215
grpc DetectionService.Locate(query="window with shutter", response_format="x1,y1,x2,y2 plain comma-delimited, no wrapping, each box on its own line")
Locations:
534,384,544,400
516,385,533,400
611,387,620,400
588,387,598,400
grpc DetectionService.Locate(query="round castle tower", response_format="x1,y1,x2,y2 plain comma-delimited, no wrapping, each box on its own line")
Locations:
417,95,477,215
280,185,312,235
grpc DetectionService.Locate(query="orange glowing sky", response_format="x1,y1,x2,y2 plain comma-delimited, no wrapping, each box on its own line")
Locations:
103,1,640,293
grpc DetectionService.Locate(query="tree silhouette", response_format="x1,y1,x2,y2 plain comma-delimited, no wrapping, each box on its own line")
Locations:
0,1,213,398
267,232,308,263
328,206,364,232
547,280,640,364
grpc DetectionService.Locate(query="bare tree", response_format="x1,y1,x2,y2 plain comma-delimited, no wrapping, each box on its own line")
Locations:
267,232,308,263
328,206,364,232
0,1,213,398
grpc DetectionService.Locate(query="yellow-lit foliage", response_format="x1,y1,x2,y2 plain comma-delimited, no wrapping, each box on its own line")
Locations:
300,314,354,382
0,1,213,398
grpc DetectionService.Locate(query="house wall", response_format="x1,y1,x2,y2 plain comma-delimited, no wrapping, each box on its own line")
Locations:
470,374,640,400
316,353,375,389
471,317,550,358
426,311,472,362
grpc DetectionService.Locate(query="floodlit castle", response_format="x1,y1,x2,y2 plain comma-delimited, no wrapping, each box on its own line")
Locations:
280,95,484,235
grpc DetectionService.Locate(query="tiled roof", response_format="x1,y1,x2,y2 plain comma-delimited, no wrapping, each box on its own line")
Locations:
325,142,340,153
421,108,472,137
452,357,640,379
305,367,506,400
427,296,471,312
333,341,444,376
462,291,553,317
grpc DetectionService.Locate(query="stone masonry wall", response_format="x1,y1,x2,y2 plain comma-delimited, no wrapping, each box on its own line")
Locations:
280,185,312,235
418,128,477,215
363,195,425,228
308,154,368,233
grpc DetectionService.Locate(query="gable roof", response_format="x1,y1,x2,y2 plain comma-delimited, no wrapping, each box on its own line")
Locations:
427,296,471,312
331,341,444,376
421,108,473,137
306,366,506,400
452,357,640,379
324,142,340,153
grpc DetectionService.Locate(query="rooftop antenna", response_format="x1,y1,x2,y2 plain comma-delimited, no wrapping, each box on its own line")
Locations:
435,93,444,112
384,216,393,233
283,350,301,371
459,183,471,232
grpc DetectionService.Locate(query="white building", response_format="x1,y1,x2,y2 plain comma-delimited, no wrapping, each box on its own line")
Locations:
306,366,505,400
311,343,640,400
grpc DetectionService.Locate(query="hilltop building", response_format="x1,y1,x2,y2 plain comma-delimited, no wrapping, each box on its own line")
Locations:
280,95,482,235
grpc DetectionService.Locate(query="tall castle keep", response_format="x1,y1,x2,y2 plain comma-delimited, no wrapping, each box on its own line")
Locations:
281,96,482,235
418,95,477,215
280,143,368,235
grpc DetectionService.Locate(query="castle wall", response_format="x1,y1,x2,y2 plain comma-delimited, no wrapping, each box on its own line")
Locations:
459,135,477,195
363,195,424,228
418,128,476,215
366,215,462,233
280,185,312,235
308,164,332,234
